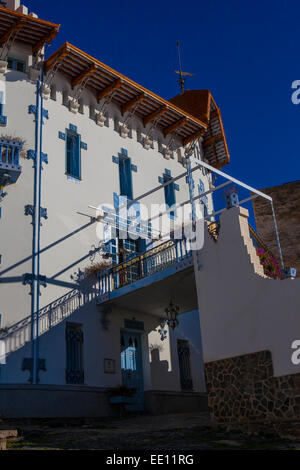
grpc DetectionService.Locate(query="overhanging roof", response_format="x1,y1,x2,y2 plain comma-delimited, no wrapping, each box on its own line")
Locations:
0,6,60,54
44,42,208,146
169,90,230,167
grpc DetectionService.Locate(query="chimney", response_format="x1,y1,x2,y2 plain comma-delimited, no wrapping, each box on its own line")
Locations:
5,0,21,10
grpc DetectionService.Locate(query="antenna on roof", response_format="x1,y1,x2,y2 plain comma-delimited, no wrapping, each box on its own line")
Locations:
174,41,195,93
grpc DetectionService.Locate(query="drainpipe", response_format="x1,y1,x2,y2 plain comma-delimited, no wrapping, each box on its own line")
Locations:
33,65,47,384
30,79,40,384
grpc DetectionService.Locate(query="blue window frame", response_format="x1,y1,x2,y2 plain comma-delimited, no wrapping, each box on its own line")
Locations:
0,103,7,127
164,174,176,218
66,128,81,179
7,57,26,73
199,179,208,217
119,154,133,199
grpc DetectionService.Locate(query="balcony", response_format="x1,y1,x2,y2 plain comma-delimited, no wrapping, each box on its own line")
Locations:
97,238,198,316
0,138,23,185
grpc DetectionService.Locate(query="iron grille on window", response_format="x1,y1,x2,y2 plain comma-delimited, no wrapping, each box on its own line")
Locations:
177,339,193,391
66,323,84,384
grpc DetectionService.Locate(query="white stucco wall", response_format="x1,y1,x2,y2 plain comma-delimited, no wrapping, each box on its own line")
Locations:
0,42,209,390
194,206,300,378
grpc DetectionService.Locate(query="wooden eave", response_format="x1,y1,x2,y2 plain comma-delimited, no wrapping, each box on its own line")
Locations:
44,42,207,144
0,6,59,53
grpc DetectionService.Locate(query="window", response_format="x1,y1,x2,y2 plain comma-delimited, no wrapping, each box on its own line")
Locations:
114,116,119,132
0,102,6,126
50,84,56,101
7,57,26,73
89,104,95,120
164,173,176,218
66,128,81,179
119,154,133,199
78,98,84,114
177,340,193,391
62,89,69,107
66,322,84,384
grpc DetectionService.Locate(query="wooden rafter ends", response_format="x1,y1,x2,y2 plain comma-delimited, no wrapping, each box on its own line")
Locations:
121,92,145,115
163,117,187,137
143,105,167,126
71,64,97,87
44,47,68,73
183,130,206,147
97,78,122,101
32,29,59,54
0,18,24,45
203,134,223,147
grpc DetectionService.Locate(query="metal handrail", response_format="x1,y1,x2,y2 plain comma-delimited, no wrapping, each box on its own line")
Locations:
98,237,192,296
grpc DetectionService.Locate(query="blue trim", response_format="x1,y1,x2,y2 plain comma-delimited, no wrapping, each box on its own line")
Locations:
174,183,180,191
28,104,37,115
69,123,77,132
112,155,119,164
41,153,48,165
58,131,66,140
80,141,87,150
165,168,171,176
158,176,164,184
131,164,137,172
27,149,36,160
7,56,26,73
0,104,7,127
65,128,81,180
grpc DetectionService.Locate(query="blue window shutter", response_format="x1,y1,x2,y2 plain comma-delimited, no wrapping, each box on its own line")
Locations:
66,130,81,179
119,156,133,199
164,175,176,218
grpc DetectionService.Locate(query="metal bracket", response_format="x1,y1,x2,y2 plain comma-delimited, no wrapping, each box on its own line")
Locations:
23,273,47,288
27,149,36,161
21,357,46,383
41,153,48,165
24,204,34,217
40,207,48,220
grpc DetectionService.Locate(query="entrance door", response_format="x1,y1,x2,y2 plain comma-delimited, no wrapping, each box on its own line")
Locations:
120,331,144,411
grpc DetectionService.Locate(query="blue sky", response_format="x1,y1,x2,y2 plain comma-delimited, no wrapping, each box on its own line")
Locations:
28,0,300,192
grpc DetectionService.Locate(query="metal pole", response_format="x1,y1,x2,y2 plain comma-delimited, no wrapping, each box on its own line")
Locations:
271,201,284,271
31,79,40,384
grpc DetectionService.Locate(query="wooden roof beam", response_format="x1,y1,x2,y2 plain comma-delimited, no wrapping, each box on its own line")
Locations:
0,18,25,45
71,64,96,87
163,117,187,137
182,129,206,147
121,92,145,115
44,45,68,73
143,105,167,126
202,133,223,147
97,78,122,101
32,28,59,54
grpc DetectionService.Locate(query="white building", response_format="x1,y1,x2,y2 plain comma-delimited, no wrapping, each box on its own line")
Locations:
0,2,232,417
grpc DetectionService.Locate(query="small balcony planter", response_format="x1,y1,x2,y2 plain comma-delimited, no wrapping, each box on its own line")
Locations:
40,84,50,100
164,147,172,160
0,60,7,74
69,99,79,114
96,111,107,127
28,67,40,83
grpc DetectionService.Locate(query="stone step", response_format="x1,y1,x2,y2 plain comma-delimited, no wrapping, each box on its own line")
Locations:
0,429,18,450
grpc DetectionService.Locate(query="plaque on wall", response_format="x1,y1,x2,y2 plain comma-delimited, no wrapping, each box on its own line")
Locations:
104,358,116,374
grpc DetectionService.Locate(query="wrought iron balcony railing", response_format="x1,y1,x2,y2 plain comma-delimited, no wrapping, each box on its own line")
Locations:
98,238,192,299
0,137,23,185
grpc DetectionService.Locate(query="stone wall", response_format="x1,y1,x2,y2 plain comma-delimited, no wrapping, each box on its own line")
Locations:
205,351,300,426
252,181,300,276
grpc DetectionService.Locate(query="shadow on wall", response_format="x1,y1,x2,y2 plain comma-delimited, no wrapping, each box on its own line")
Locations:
150,347,180,391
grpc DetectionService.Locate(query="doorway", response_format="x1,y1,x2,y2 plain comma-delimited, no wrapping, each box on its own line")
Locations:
120,331,144,411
